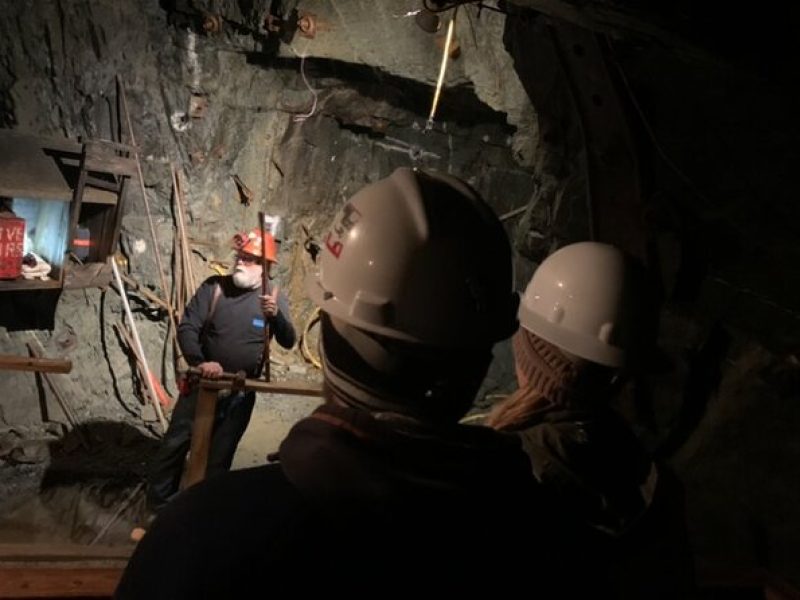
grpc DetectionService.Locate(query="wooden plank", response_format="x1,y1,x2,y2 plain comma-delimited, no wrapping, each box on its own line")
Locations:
198,377,323,397
0,566,122,598
63,262,113,290
107,171,128,262
180,375,322,489
86,139,135,154
0,279,62,292
0,130,116,204
82,175,120,194
0,544,132,561
67,148,88,259
84,155,137,178
0,354,71,374
183,386,218,488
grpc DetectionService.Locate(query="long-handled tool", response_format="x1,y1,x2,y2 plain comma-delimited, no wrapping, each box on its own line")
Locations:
258,211,271,382
110,256,168,432
183,366,248,392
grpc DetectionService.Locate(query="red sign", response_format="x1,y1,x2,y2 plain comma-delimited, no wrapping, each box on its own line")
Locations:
0,217,25,279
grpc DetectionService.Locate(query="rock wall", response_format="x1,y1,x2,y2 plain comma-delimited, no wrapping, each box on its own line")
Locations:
502,5,800,587
1,0,799,588
0,0,539,509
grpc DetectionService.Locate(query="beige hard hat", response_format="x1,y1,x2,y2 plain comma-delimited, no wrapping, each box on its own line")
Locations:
307,167,518,349
519,241,646,367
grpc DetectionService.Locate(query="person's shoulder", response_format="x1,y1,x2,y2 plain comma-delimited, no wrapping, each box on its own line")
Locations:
201,274,230,287
148,465,306,541
196,274,232,295
118,465,314,598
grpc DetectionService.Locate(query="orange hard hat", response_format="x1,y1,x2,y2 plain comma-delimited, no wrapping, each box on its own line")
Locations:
232,228,278,263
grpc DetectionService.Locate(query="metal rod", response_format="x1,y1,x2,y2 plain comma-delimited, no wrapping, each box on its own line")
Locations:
110,257,168,432
427,8,457,128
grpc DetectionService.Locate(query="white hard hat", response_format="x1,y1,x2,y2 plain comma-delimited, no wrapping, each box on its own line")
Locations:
519,241,646,367
307,167,518,349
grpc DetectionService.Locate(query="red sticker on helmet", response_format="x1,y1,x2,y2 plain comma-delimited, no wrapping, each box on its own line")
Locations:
325,232,344,258
325,203,362,259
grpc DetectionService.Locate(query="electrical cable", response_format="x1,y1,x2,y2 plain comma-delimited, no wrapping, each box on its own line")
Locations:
290,46,318,122
299,307,322,369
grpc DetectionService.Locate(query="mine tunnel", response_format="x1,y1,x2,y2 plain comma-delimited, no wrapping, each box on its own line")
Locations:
0,0,799,597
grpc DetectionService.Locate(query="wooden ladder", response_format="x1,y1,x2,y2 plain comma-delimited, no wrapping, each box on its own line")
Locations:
67,139,137,263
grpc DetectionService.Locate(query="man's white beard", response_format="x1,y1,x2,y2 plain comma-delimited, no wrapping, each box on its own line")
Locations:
232,267,261,290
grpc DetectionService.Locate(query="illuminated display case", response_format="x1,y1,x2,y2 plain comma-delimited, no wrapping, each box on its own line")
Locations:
0,129,131,291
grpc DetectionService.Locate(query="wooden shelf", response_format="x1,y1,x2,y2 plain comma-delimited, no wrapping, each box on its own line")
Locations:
0,130,116,205
0,278,62,291
63,262,112,289
0,129,131,295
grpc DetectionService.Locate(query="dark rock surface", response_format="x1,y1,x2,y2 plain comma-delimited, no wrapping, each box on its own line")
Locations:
0,0,799,588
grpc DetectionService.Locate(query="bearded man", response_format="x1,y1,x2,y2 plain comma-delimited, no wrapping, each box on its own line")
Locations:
145,228,295,512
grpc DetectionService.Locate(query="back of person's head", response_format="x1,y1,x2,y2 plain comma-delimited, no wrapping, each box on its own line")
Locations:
307,167,518,422
489,241,656,429
519,241,655,371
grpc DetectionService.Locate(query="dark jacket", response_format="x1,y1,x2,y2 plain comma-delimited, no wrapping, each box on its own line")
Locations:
177,275,295,377
116,403,593,597
516,405,696,598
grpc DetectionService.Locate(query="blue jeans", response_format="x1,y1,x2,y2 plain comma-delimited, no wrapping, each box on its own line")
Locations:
147,388,256,510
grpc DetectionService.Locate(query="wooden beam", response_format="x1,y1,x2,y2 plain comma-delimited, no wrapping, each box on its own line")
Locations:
0,354,72,374
183,386,218,489
0,543,132,561
0,566,122,598
84,155,138,179
183,369,323,397
181,377,323,489
198,378,323,396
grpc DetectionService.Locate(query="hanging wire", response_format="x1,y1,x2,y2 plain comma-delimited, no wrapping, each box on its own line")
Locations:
290,46,318,122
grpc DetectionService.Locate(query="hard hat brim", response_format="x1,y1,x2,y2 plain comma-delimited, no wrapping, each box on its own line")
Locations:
306,273,422,345
518,301,625,368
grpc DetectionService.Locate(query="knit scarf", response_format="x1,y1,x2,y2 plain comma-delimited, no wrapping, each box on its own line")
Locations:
486,329,579,431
